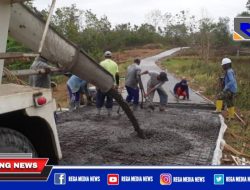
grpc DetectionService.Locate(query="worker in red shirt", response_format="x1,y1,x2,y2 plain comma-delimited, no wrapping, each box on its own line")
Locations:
173,79,189,100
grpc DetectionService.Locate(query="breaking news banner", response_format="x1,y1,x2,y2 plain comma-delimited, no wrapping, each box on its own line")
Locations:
1,156,250,190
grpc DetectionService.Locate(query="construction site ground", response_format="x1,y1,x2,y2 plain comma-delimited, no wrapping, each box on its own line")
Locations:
55,48,223,165
57,105,221,165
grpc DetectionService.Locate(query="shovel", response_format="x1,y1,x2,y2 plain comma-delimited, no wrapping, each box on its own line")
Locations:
142,82,163,111
116,87,124,115
138,75,146,109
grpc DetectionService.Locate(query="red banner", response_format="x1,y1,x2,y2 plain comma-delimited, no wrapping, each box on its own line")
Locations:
0,158,48,173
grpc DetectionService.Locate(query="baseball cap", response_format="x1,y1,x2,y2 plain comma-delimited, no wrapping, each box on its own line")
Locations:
159,72,168,82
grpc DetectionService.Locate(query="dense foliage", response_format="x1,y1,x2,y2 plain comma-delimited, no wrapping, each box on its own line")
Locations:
6,1,250,63
19,3,236,61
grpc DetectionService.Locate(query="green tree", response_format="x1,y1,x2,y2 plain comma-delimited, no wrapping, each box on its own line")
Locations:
246,0,250,10
79,10,112,59
146,9,163,31
212,17,231,48
51,4,83,43
84,10,111,32
163,11,191,46
198,17,215,63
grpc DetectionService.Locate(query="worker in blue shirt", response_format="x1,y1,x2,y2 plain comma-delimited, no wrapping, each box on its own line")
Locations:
67,75,89,111
214,58,237,120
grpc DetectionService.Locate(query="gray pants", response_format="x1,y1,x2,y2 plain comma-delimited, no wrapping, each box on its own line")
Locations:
147,86,168,108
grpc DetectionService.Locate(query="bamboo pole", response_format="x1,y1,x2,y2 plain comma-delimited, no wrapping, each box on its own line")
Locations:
0,52,39,59
37,0,56,55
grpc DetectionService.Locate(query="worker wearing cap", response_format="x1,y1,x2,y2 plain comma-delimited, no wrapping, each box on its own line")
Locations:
173,78,189,100
125,58,141,110
96,51,119,116
214,58,237,120
140,70,168,111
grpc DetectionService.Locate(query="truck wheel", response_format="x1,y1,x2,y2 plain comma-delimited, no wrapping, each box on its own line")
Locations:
0,128,37,157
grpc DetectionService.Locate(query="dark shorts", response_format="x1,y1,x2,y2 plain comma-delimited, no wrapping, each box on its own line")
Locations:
96,89,113,109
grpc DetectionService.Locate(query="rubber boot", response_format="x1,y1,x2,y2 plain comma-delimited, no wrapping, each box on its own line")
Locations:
213,100,223,113
107,108,112,117
227,107,235,120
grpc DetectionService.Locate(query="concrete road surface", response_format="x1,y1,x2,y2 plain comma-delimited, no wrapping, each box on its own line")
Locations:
123,47,211,104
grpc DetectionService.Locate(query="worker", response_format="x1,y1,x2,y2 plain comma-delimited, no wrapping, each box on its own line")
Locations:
67,75,90,111
140,70,168,111
173,78,189,100
125,58,141,110
96,51,119,116
29,56,59,122
29,56,55,88
79,82,92,106
213,58,237,120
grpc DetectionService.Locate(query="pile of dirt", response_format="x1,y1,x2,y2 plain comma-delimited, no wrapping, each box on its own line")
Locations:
57,105,221,165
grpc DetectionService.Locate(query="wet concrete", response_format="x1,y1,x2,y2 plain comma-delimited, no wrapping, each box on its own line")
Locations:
56,48,220,166
57,105,221,165
107,88,144,138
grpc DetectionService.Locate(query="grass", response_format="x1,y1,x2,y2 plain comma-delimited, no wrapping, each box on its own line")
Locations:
162,56,250,109
118,60,131,78
161,56,250,157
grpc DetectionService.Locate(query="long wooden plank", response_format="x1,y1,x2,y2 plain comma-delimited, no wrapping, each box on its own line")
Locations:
0,52,39,59
3,68,61,77
224,143,250,159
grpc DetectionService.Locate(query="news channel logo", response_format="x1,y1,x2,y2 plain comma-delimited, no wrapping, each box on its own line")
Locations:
214,174,224,185
107,174,119,185
54,173,66,185
160,173,172,185
234,17,250,41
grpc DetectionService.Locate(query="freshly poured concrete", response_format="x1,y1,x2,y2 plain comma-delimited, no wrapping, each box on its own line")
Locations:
58,106,221,165
57,48,221,166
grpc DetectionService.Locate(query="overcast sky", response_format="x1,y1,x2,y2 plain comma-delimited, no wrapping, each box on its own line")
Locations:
33,0,247,27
